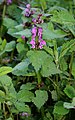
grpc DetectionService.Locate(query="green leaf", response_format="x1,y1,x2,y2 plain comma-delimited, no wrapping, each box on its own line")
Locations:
3,18,17,29
14,102,30,113
27,50,53,72
2,39,7,50
0,39,7,56
5,41,16,52
12,58,35,76
41,56,61,77
16,43,25,53
40,0,47,10
15,24,24,31
0,75,16,102
7,28,18,38
51,10,75,25
67,25,75,37
64,97,75,109
64,85,75,98
32,90,48,109
13,29,31,38
64,102,75,109
0,67,12,76
0,90,5,102
7,4,22,23
0,75,12,87
17,90,34,102
72,60,75,77
59,57,68,71
43,46,54,57
6,118,13,120
51,90,57,101
20,82,36,90
43,26,67,40
59,39,75,59
53,101,69,115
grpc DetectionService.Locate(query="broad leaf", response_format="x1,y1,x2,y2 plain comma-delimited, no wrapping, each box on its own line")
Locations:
0,75,12,87
53,101,69,115
64,85,75,98
27,50,53,72
59,39,75,59
40,0,47,10
17,90,34,102
41,56,61,77
59,57,68,71
12,58,35,76
64,102,75,109
51,10,75,25
13,29,31,38
5,41,16,52
43,29,67,40
3,18,17,29
14,102,30,113
0,67,12,76
20,82,36,90
32,90,48,109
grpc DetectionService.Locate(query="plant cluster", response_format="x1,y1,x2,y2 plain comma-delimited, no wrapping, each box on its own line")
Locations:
0,0,75,120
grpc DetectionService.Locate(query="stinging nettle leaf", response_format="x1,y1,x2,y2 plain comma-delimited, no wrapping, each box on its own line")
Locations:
32,90,48,109
12,58,35,76
17,90,34,102
27,50,53,72
20,82,36,90
41,56,61,77
53,101,69,115
13,29,31,38
64,85,75,98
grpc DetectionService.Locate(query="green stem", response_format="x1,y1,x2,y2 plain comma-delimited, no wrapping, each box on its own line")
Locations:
10,50,14,62
69,1,73,14
17,114,18,120
40,106,45,120
3,103,6,119
48,77,58,88
69,52,74,78
0,102,1,110
48,77,64,98
36,72,41,87
0,4,6,37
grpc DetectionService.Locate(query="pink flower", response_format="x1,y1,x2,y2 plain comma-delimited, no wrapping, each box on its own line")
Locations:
30,26,46,49
25,8,31,17
21,35,25,40
32,18,36,23
38,27,43,39
26,4,31,9
30,40,36,48
32,27,37,37
39,40,46,49
7,0,12,5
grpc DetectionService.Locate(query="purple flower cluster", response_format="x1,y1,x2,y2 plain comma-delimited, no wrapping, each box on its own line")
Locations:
32,14,43,24
6,0,12,5
20,112,29,117
22,4,46,49
30,27,46,49
24,4,34,17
